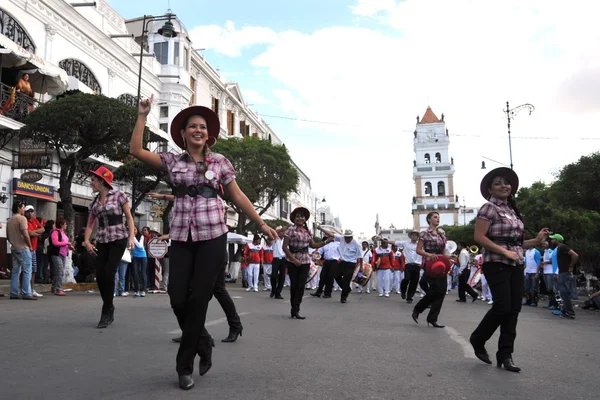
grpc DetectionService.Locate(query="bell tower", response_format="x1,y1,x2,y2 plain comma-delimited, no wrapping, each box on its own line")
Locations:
411,107,459,230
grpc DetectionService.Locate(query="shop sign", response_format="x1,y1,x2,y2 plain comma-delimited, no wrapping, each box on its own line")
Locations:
20,171,43,183
12,178,54,200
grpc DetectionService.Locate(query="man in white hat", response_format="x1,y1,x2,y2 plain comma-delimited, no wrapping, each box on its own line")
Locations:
317,226,362,303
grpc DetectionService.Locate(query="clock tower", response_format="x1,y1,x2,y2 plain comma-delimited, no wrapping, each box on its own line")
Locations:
411,107,459,230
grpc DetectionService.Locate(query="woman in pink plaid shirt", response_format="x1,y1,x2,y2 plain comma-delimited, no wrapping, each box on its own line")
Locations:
130,95,277,391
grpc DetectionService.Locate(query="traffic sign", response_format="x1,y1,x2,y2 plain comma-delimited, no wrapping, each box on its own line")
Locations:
147,238,168,258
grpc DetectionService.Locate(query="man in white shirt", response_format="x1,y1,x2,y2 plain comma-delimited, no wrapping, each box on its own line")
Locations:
310,237,340,298
524,247,541,307
396,231,422,304
318,227,362,304
270,226,288,299
456,242,478,302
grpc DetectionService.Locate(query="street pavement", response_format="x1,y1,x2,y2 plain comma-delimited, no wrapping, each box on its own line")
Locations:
1,285,599,400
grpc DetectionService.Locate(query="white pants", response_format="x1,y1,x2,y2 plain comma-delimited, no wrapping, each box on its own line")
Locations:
370,270,378,290
263,264,272,289
481,274,492,300
248,263,260,289
417,269,426,294
285,272,290,286
306,266,320,289
392,270,403,293
447,273,453,291
377,269,391,295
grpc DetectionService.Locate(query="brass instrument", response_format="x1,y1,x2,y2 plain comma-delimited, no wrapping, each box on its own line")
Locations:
467,245,479,269
469,245,479,254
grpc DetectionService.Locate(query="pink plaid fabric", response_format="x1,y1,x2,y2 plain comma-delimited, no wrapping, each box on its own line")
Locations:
90,190,129,243
284,225,312,264
477,196,524,266
419,229,447,255
160,152,235,242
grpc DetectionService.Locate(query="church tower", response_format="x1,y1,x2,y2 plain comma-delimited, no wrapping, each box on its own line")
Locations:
412,107,459,230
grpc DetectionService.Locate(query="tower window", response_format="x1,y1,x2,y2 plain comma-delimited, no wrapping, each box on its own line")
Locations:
424,182,432,195
435,153,441,163
424,153,430,164
438,181,446,196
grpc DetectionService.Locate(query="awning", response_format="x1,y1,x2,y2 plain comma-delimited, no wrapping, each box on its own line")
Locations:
0,33,68,95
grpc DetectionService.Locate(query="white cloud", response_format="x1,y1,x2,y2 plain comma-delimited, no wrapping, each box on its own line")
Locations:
243,88,271,105
189,0,600,237
188,20,279,57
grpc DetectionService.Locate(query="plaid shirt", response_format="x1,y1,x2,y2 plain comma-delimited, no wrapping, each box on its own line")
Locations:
284,225,312,264
90,190,129,244
419,228,446,255
160,151,235,242
477,196,524,266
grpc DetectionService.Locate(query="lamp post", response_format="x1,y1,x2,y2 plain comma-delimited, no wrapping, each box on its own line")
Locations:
136,14,178,104
313,195,326,236
481,156,510,170
504,101,534,170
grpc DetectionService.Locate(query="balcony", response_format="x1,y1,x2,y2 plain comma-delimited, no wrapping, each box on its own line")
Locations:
0,82,38,126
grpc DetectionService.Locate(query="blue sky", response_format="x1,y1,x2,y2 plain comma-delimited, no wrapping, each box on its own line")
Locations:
111,0,600,236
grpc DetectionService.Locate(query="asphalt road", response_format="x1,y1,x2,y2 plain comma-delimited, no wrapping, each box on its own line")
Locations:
1,286,598,400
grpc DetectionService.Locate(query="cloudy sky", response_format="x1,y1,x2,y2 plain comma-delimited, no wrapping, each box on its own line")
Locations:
112,0,599,237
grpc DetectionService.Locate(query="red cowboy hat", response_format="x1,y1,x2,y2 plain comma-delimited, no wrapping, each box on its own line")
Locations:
89,166,114,189
290,207,310,221
424,256,452,278
170,106,220,149
480,167,519,200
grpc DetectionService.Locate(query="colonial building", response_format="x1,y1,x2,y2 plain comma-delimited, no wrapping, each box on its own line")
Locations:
411,107,460,230
0,0,314,265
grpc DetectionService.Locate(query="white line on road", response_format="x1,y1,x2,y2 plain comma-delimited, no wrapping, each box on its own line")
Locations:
445,326,476,359
232,296,243,299
168,312,250,334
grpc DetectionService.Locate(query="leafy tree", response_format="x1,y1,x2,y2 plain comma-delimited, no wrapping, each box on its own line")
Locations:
113,157,165,213
442,220,476,247
212,136,299,234
550,152,600,213
19,93,149,237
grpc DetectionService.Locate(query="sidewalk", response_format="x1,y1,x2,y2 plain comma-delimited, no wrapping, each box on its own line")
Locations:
0,280,98,295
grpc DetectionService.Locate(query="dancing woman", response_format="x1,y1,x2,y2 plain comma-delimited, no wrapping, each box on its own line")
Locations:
83,167,135,328
282,207,331,319
130,97,276,390
469,168,548,373
411,211,451,328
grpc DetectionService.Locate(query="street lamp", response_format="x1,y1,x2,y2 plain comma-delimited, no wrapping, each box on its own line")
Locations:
504,101,534,170
481,156,510,170
313,196,326,236
135,14,178,104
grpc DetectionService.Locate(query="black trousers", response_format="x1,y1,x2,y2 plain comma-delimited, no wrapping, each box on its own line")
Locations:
168,233,227,376
95,238,128,314
287,262,310,313
316,259,337,296
401,263,420,300
270,258,286,296
413,275,447,323
470,262,524,362
419,273,430,293
335,261,355,300
213,264,242,330
458,268,478,300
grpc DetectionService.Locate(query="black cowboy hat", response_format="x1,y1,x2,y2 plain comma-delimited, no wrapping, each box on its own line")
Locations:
290,207,310,221
480,167,519,200
170,106,220,149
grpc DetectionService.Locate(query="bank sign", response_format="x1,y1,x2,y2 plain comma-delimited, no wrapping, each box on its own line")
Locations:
12,178,55,201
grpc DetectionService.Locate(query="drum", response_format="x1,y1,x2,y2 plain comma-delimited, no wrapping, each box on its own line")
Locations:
469,267,482,287
352,262,373,287
306,262,320,283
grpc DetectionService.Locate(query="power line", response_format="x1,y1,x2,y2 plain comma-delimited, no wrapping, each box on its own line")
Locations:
258,113,600,140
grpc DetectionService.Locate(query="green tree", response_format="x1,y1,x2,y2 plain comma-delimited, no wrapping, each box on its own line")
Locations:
551,152,600,213
442,220,476,247
212,136,299,234
19,93,149,237
113,157,165,213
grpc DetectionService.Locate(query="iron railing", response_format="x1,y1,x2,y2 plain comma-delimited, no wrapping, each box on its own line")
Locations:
0,82,38,123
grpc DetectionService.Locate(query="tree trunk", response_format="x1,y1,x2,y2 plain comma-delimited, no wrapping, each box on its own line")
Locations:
58,160,76,240
236,212,247,235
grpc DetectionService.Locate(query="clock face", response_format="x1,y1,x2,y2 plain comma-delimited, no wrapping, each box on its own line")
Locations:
426,129,437,140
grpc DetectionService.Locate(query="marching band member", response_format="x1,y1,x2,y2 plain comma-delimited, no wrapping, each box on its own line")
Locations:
398,231,422,303
306,247,320,290
244,236,262,292
469,167,548,373
391,244,405,295
356,241,372,294
130,97,277,390
373,238,393,297
317,227,363,304
310,235,340,298
261,237,274,292
269,226,288,299
283,207,331,319
411,212,451,328
456,242,478,302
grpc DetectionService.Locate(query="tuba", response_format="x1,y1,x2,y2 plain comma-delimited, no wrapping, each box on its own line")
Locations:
469,245,479,254
467,245,479,269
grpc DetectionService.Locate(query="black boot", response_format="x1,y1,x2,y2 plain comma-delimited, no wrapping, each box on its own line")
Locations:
497,357,521,372
221,326,243,343
178,374,194,390
107,305,115,325
198,336,215,376
97,313,111,329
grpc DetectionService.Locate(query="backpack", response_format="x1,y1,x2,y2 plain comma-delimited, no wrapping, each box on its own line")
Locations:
47,229,62,257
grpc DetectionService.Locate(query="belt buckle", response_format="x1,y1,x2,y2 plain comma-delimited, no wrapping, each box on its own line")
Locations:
186,185,199,198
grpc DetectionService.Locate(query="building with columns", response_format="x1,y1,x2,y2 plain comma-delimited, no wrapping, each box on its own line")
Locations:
0,0,314,265
411,107,460,230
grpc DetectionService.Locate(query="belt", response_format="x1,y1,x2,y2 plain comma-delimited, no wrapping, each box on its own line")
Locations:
174,184,218,199
488,236,523,247
98,215,123,228
289,246,308,253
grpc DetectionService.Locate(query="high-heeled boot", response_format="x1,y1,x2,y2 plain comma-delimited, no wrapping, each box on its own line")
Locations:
221,326,243,342
198,336,215,376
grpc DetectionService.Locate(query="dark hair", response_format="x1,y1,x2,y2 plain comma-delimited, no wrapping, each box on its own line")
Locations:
91,174,111,190
55,217,67,229
134,225,142,241
12,201,23,214
182,114,212,172
507,195,523,221
426,211,439,225
459,241,468,248
45,220,55,232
